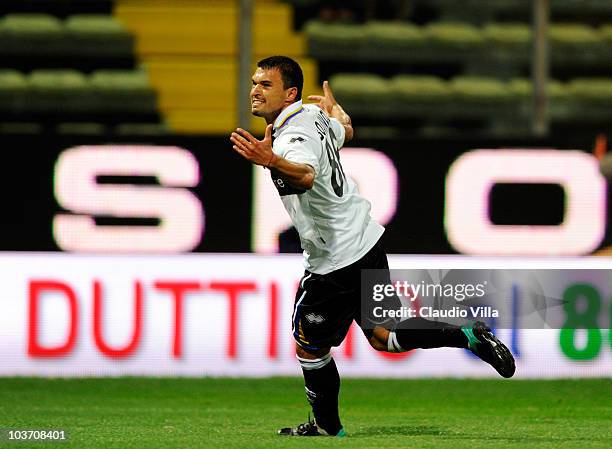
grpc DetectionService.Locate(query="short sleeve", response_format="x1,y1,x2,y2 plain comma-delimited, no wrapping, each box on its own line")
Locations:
275,130,321,174
329,117,346,149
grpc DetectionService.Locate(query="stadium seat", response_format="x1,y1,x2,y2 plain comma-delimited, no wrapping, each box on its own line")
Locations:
549,24,607,68
508,78,568,102
0,13,135,70
390,75,451,103
64,15,134,59
482,23,530,48
475,23,531,75
450,76,514,103
550,23,602,47
1,13,62,33
305,21,367,60
546,78,612,126
598,24,612,43
0,70,28,115
0,14,65,57
89,70,158,117
329,74,554,125
567,78,612,104
507,78,568,105
389,76,454,120
27,69,92,115
507,78,571,121
448,76,519,121
364,22,427,52
425,22,485,51
329,74,393,116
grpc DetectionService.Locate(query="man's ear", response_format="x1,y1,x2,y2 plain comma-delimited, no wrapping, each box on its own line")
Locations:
285,87,298,103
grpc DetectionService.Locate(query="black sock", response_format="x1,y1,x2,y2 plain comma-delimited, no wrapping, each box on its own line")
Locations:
298,353,342,435
390,317,468,351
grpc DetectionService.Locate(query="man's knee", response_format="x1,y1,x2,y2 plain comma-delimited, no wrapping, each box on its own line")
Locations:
295,343,330,360
367,326,390,352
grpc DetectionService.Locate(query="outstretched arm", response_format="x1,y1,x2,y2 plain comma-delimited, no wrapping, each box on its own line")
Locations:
230,124,315,190
308,80,354,142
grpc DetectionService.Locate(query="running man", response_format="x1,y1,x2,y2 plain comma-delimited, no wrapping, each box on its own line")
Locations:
230,55,515,437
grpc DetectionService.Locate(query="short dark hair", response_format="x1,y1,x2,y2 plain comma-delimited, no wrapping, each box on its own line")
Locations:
257,55,303,101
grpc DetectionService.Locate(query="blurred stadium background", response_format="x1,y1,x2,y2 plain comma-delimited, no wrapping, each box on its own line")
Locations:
0,0,610,447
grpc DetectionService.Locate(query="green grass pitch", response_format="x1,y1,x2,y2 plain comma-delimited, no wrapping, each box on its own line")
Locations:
0,377,610,448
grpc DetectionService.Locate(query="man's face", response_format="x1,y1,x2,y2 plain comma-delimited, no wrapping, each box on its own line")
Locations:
250,67,294,120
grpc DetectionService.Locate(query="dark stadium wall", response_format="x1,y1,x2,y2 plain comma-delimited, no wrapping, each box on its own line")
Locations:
1,133,608,254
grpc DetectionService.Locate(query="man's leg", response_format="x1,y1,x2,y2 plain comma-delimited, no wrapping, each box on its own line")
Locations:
279,269,350,437
295,343,344,436
368,320,515,378
367,320,467,351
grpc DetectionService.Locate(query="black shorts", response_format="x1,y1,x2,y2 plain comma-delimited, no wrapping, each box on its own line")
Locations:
292,239,394,351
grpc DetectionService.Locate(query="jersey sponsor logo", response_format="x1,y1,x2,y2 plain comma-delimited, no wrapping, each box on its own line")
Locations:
289,137,305,144
305,313,325,324
270,172,306,196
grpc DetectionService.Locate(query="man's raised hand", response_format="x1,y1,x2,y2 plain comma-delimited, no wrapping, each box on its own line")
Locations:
307,80,337,116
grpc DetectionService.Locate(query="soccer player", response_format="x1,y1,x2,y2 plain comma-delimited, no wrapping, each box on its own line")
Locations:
230,55,515,437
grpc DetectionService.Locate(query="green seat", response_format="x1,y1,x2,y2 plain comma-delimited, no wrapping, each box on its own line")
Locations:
451,76,513,103
0,70,26,86
389,75,453,119
65,15,129,36
1,14,62,34
365,22,427,59
0,70,28,114
89,70,157,115
64,15,134,58
425,22,485,51
507,78,570,121
364,22,427,49
390,75,450,103
477,23,532,74
0,14,65,56
550,24,601,47
549,24,606,66
329,74,390,100
599,24,612,43
329,74,392,115
508,78,568,101
567,78,612,103
482,23,530,48
565,78,612,122
27,70,91,114
305,21,367,60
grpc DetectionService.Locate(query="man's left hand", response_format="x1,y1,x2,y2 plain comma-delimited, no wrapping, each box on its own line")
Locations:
230,124,276,168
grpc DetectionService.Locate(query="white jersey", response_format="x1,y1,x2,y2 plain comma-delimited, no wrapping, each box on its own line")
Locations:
271,100,384,274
